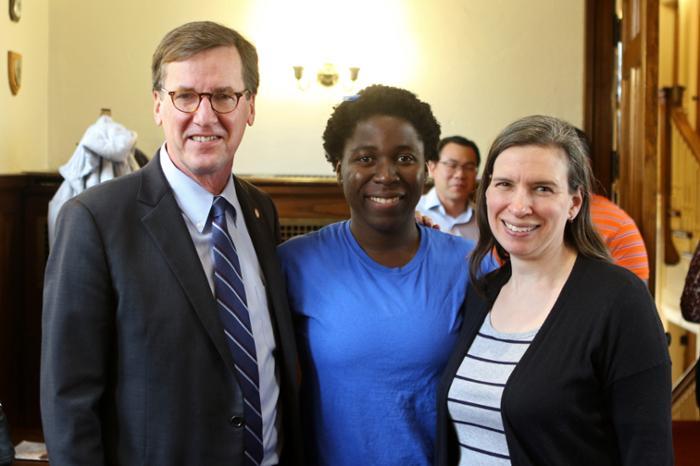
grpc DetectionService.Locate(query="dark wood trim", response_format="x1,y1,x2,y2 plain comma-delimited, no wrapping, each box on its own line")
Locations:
622,35,642,74
584,0,616,196
0,175,61,431
672,106,700,165
673,420,700,466
0,176,27,431
696,3,700,131
646,0,660,292
659,87,681,265
243,177,349,220
673,359,698,406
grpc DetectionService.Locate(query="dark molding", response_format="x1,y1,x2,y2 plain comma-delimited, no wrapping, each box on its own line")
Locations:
584,0,616,196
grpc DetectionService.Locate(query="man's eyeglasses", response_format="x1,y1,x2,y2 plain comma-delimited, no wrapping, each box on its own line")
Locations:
438,160,477,174
161,89,249,114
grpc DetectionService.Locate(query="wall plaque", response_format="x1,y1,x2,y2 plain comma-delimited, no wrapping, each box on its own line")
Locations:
9,0,21,22
8,51,22,95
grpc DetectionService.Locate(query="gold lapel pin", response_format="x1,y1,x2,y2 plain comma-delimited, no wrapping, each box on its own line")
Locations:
254,208,261,219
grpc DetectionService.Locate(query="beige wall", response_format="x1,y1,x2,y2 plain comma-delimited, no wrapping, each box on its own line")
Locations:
678,0,699,127
45,0,583,176
0,0,49,173
659,2,677,89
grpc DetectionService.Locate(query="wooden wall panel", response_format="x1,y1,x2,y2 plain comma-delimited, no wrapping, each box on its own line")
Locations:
0,176,32,429
19,175,61,430
584,0,616,194
249,177,349,220
619,0,659,289
0,172,347,434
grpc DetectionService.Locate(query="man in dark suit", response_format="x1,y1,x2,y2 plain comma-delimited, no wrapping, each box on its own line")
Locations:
41,21,302,465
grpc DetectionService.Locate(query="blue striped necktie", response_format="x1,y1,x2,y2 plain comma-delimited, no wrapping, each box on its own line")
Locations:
211,196,264,465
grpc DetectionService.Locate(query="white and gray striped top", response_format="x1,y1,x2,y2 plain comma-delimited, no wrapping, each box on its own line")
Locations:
447,313,539,465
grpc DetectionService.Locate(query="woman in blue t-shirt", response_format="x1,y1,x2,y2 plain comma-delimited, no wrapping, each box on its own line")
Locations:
278,85,490,465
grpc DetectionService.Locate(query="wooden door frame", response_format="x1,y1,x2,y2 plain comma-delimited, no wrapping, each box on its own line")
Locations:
584,0,616,196
696,3,700,130
585,0,659,289
620,0,659,290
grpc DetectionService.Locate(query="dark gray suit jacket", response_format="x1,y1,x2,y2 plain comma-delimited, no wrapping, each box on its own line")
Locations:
41,154,303,465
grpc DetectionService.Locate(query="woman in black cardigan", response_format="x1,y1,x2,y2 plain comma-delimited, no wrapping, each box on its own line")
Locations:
435,115,673,466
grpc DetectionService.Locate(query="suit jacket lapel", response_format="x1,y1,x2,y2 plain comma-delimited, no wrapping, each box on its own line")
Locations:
136,154,237,373
234,177,278,289
234,177,290,340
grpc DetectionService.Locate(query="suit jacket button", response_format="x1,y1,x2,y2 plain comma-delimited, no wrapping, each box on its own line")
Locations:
229,416,245,428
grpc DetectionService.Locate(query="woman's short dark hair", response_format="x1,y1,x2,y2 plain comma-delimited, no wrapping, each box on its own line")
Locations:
469,115,610,288
322,84,441,169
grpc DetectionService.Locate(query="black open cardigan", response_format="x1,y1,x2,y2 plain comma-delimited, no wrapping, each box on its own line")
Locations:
435,255,673,466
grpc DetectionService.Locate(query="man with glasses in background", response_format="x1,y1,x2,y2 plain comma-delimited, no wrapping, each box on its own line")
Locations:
417,135,481,241
41,21,303,465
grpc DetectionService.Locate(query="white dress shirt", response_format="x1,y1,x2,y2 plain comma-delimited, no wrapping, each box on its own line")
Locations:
159,146,280,465
416,187,479,242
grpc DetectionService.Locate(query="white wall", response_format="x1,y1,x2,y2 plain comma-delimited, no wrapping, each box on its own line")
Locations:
47,0,584,176
0,0,49,173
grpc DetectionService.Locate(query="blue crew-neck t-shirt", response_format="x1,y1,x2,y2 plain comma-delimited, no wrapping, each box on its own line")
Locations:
278,221,484,466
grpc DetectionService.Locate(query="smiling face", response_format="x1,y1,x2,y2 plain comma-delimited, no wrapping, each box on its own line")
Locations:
338,115,426,238
428,142,478,213
486,144,582,262
153,46,255,194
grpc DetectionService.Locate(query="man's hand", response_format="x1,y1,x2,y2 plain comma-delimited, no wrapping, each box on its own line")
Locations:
415,212,440,230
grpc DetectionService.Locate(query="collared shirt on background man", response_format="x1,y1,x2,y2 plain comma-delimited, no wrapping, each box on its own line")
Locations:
417,186,479,241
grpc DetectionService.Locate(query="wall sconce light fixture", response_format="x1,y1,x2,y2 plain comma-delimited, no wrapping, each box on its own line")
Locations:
293,63,361,90
317,63,339,87
293,65,304,81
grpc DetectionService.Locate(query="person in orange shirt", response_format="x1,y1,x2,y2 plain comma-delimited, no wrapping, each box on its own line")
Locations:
577,129,649,282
